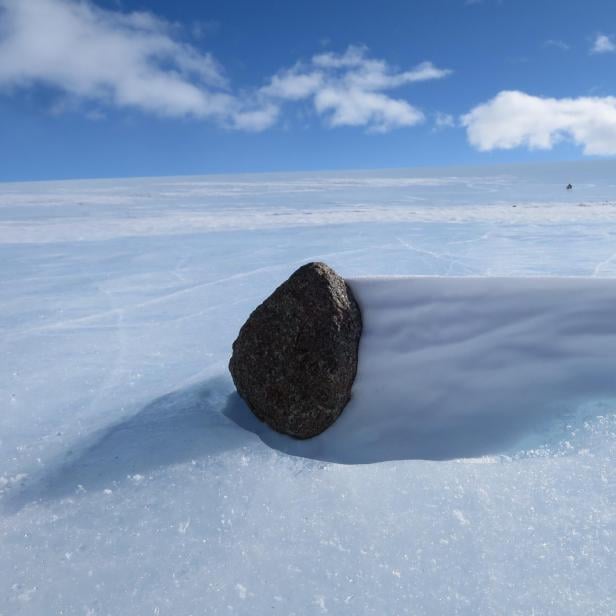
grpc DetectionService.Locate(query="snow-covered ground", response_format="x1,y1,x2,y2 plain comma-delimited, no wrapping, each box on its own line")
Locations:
1,161,615,615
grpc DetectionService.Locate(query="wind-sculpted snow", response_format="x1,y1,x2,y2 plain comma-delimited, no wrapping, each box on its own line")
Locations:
230,277,616,463
1,162,615,615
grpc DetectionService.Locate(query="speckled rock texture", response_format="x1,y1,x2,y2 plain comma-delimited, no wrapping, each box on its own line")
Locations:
229,262,362,439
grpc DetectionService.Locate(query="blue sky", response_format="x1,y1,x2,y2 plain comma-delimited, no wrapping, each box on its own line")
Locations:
1,0,616,181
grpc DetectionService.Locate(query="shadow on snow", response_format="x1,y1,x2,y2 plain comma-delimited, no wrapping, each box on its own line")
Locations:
4,377,613,513
3,377,251,513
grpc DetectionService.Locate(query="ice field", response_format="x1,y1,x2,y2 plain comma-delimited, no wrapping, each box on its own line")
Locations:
1,160,615,615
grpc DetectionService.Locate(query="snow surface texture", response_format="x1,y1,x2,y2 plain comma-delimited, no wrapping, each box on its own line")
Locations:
1,161,615,615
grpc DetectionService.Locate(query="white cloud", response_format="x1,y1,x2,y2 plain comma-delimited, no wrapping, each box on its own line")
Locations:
262,46,451,132
231,104,280,132
591,34,616,54
544,39,569,51
462,90,616,155
0,1,450,134
262,69,323,100
0,0,227,115
0,0,272,129
434,112,455,129
314,88,424,132
312,46,368,69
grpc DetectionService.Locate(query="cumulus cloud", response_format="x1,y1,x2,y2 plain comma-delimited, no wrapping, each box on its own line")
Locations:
0,1,450,133
462,90,616,155
262,45,451,132
591,33,616,54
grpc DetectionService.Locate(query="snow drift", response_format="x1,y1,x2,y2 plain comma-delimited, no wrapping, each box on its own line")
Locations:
228,276,616,462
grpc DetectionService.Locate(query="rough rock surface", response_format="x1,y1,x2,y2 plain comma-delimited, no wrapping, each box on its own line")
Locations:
229,262,362,438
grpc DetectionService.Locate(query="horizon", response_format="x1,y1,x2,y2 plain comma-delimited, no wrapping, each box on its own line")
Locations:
1,156,614,186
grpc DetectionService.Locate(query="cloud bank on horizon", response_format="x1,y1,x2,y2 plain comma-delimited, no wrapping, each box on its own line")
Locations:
1,0,616,155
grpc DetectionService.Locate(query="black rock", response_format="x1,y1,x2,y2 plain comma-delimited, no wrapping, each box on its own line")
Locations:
229,262,362,439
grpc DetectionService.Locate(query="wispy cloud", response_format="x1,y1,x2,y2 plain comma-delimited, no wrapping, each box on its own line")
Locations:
462,90,616,155
434,112,455,129
262,46,451,132
544,39,569,51
591,33,616,54
0,0,451,134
